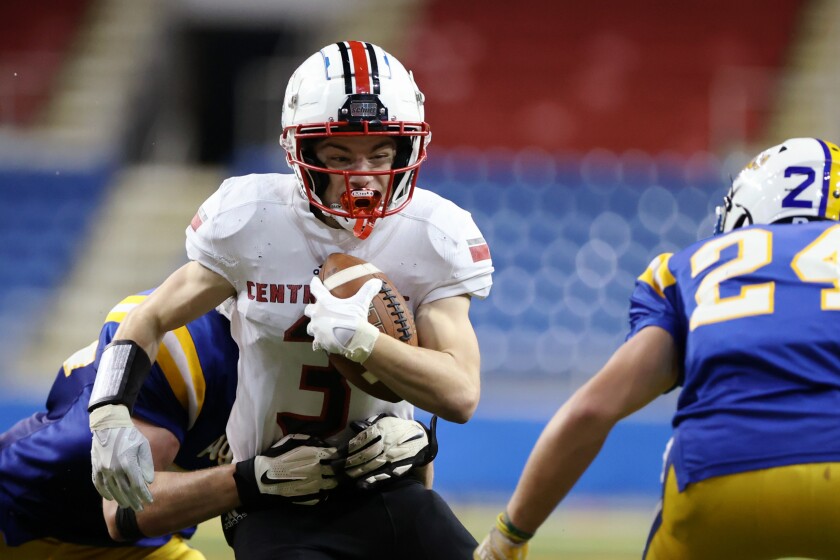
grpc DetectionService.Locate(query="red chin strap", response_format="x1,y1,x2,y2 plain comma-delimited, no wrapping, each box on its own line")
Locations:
353,218,376,239
340,189,384,240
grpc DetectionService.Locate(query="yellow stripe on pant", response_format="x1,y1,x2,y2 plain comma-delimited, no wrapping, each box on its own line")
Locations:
645,462,840,559
0,534,206,560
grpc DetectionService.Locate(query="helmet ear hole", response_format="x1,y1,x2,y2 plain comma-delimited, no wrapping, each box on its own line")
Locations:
732,212,751,230
301,142,330,201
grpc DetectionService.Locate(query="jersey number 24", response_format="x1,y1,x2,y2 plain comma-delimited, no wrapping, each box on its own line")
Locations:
690,225,840,330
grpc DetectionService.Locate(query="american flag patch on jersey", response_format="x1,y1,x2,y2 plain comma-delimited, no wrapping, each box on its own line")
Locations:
190,208,207,231
467,237,490,262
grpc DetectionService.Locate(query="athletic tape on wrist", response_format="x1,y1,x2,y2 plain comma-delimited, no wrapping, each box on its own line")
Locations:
89,404,134,430
89,340,152,413
116,506,147,541
344,321,380,363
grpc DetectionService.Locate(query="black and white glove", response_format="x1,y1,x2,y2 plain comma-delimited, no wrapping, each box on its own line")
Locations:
334,414,438,489
305,277,382,363
234,434,338,507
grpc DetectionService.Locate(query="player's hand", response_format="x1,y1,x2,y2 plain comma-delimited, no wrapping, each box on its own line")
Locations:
334,414,438,489
234,434,338,507
89,404,154,512
474,513,531,560
305,276,381,362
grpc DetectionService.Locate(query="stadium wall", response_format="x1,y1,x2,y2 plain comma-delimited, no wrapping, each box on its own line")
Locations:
0,400,670,499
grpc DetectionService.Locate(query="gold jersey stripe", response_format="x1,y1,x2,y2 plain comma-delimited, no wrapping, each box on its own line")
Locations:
824,140,840,220
104,294,148,323
171,324,206,422
62,340,98,377
157,325,206,427
638,253,676,298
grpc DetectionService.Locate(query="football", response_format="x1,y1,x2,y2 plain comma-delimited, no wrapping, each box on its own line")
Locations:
319,253,418,402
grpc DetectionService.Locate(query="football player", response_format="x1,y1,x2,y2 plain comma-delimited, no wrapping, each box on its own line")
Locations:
475,138,840,560
87,41,493,559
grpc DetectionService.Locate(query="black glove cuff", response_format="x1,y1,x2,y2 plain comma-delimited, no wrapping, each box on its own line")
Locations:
233,458,259,508
415,415,439,467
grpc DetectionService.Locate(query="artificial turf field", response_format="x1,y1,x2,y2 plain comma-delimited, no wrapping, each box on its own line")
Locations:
188,503,654,560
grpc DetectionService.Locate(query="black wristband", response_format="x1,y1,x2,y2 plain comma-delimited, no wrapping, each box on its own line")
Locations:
115,506,147,541
88,340,152,413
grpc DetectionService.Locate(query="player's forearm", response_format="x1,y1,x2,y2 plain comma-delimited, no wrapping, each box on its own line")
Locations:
505,397,614,535
363,335,479,423
113,304,165,362
113,262,236,361
133,466,239,537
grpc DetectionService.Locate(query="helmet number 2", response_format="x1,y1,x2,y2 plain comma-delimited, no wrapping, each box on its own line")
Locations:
782,166,815,209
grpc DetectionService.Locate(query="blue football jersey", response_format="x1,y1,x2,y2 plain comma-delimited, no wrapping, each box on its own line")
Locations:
0,292,238,547
629,221,840,490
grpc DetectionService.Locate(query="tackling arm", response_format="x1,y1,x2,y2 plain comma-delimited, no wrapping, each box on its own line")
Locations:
90,261,235,510
362,295,481,423
102,417,239,540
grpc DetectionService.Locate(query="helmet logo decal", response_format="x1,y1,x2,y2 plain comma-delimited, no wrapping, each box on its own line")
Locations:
746,152,771,171
350,101,378,118
339,93,388,123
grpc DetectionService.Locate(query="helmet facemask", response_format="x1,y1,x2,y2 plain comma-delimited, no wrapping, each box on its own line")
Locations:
289,124,427,239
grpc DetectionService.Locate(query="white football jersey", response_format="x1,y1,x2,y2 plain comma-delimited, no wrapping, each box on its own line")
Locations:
186,173,494,460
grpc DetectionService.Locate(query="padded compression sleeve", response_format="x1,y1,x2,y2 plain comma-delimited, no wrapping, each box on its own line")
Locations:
88,340,152,412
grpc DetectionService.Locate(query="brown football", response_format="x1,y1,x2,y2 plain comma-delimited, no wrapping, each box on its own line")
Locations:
319,253,417,402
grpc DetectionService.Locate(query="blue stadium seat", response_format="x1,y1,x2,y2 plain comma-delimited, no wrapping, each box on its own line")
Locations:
0,166,112,368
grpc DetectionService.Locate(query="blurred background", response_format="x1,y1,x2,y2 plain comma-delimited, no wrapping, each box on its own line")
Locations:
1,0,838,556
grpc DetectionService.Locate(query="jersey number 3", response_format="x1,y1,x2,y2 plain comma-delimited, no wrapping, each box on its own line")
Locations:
275,316,351,437
689,225,840,330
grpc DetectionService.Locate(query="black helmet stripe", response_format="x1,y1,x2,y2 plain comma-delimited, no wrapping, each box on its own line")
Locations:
364,42,381,94
336,42,354,94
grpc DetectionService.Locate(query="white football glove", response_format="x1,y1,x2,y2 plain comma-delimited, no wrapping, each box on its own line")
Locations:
89,404,154,512
305,276,382,363
335,414,438,489
234,434,338,507
474,513,532,560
